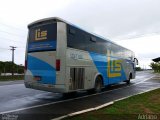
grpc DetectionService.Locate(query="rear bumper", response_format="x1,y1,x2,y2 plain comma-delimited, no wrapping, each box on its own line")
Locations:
24,81,66,93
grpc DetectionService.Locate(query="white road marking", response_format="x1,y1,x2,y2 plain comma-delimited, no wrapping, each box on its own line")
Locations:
142,81,160,84
0,75,155,114
51,102,114,120
114,88,160,102
52,87,159,120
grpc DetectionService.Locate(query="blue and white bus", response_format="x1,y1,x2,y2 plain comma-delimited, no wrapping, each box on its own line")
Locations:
24,17,138,93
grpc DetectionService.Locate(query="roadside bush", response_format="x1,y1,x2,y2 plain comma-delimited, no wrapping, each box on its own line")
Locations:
136,67,142,71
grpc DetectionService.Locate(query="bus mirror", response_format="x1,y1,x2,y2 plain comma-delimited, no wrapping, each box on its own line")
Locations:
134,58,138,65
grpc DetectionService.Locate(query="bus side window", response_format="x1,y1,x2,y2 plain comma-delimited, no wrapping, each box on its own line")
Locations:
90,36,96,42
69,28,75,35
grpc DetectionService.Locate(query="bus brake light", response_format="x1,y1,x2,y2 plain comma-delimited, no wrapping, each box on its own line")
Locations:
56,59,60,71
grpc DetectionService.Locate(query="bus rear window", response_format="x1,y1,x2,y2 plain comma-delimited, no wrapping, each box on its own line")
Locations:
28,23,57,52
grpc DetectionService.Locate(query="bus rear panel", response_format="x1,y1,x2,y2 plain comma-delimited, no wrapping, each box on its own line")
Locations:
25,20,67,93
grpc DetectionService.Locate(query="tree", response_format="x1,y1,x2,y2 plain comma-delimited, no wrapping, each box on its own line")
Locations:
136,67,142,71
150,62,160,73
0,61,24,75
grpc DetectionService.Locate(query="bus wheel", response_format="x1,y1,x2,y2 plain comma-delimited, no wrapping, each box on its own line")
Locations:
94,76,103,93
126,74,131,85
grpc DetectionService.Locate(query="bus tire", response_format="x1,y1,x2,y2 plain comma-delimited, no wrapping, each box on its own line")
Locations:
62,91,77,98
94,76,103,93
126,74,132,84
87,88,95,94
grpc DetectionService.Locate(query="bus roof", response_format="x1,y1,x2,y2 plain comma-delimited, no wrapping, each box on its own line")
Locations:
28,17,133,53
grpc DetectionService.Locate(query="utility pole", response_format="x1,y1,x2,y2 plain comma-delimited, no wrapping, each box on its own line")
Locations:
10,46,17,76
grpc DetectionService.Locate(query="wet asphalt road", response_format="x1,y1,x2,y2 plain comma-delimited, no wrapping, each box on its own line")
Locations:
0,71,160,120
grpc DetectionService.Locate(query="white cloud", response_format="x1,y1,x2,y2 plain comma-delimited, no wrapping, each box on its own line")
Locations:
0,0,160,67
115,34,160,68
0,0,71,22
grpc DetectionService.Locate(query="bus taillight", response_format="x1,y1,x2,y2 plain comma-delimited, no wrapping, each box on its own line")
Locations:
56,59,60,71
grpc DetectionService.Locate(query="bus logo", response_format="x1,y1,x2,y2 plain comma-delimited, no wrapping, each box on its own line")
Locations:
107,51,122,78
35,29,47,41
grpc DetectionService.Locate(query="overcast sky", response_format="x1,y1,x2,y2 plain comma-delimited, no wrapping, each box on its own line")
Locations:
0,0,160,68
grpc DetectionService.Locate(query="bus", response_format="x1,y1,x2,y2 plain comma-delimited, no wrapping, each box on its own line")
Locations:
24,17,138,93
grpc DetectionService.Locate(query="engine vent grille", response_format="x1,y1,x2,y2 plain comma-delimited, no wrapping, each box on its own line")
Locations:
70,68,85,90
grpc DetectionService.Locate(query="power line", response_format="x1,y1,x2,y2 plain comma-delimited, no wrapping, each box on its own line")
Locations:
0,46,25,50
114,32,160,41
0,47,8,50
0,36,25,44
0,29,26,37
0,22,26,32
17,47,25,49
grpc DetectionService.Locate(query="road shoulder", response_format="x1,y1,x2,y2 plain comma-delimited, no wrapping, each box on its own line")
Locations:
0,80,24,86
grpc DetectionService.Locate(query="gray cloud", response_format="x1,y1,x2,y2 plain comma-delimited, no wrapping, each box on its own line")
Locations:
56,0,160,40
0,0,160,67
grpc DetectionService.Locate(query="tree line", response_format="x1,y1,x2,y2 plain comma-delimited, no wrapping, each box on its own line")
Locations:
0,61,24,75
150,62,160,73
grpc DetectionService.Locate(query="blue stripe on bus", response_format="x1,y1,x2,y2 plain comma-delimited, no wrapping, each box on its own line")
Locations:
27,55,56,84
89,52,127,85
89,52,108,85
28,40,56,52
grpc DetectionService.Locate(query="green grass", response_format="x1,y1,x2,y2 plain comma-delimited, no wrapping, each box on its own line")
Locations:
64,88,160,120
0,75,24,81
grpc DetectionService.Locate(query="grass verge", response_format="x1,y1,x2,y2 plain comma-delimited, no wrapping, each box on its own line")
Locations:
64,88,160,120
0,75,24,81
